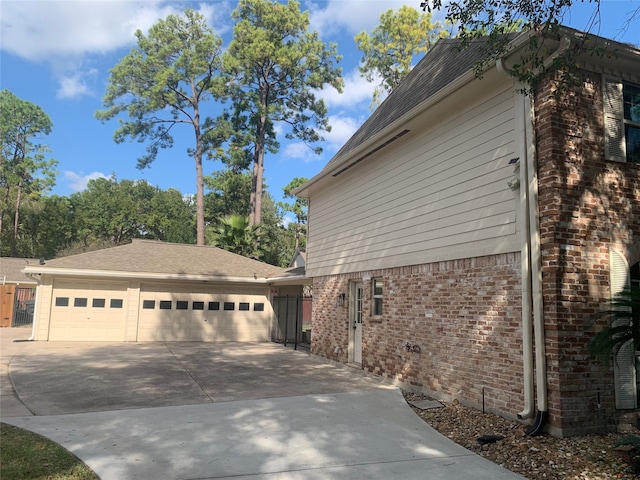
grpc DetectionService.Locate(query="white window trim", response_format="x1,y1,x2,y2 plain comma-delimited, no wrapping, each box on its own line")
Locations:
372,278,383,317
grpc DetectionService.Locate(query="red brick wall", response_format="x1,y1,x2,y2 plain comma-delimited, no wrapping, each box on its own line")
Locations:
312,253,525,418
535,70,640,435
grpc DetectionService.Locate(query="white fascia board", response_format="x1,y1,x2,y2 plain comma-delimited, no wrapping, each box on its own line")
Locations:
22,267,268,284
267,274,311,285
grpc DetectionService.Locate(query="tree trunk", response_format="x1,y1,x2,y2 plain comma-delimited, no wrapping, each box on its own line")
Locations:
11,180,22,257
194,123,205,246
249,90,268,227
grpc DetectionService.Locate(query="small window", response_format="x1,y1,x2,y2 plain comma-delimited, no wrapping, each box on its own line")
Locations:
55,297,69,307
254,303,265,311
372,278,383,316
208,301,220,311
239,302,250,311
176,301,188,310
110,299,123,309
159,301,172,310
142,300,156,309
92,298,106,308
193,301,204,310
74,297,88,307
224,302,235,311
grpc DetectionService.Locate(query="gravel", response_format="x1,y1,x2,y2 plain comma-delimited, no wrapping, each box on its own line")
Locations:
403,391,639,479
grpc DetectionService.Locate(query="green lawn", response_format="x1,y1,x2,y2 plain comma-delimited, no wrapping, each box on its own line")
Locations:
0,423,99,480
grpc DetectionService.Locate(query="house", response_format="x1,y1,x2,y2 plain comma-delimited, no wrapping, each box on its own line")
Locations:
22,240,308,342
1,257,39,327
295,27,640,437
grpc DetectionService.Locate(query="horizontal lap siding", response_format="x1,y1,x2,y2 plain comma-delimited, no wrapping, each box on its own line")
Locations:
307,84,519,277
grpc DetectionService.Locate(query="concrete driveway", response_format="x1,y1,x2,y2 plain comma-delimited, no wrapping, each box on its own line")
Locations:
1,328,524,479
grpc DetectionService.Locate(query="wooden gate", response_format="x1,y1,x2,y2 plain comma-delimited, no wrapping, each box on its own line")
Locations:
0,285,36,327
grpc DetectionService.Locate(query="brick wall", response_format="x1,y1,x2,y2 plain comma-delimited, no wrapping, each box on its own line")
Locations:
535,69,640,436
312,253,525,418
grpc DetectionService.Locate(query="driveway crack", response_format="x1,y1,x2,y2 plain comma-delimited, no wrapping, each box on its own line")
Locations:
164,343,214,403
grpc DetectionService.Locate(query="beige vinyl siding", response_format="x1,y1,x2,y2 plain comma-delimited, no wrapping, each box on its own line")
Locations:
307,83,519,277
136,282,272,342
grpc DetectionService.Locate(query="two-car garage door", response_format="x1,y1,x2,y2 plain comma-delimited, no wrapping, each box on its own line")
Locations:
48,280,271,342
136,283,270,342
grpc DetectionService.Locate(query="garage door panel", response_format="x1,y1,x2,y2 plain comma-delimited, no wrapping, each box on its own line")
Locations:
137,286,270,342
50,281,127,341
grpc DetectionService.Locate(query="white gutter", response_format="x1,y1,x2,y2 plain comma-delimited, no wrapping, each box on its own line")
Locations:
22,267,270,284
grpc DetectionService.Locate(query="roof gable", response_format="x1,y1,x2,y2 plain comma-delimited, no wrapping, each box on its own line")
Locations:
324,37,491,171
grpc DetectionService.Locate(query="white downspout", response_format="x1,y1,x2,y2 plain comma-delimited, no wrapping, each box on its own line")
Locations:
28,285,40,341
496,33,570,432
517,88,535,420
497,56,534,420
525,91,549,416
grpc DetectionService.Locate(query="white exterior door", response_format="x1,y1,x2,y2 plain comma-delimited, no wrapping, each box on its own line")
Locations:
351,282,363,364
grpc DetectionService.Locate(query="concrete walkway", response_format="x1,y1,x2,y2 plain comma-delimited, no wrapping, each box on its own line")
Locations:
1,328,524,479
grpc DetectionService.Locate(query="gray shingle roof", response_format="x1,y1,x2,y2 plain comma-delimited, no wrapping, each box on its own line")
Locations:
29,240,286,279
0,258,40,284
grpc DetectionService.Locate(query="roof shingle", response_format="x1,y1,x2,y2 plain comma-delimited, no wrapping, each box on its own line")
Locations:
28,240,286,279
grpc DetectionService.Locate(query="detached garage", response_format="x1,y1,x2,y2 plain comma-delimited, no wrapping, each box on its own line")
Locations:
23,240,295,342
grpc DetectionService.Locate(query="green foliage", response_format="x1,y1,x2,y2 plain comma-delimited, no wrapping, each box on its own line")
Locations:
69,176,195,248
0,89,57,256
208,214,260,259
0,422,99,479
204,170,252,221
355,5,449,106
590,287,640,362
225,0,343,225
95,9,227,245
12,195,74,258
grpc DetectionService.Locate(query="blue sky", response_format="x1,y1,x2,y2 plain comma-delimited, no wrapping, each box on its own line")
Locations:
1,0,639,211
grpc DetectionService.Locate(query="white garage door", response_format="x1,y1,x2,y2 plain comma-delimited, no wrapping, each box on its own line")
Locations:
49,280,128,341
137,284,270,342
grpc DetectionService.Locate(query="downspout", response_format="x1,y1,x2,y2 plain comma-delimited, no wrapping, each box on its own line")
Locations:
496,34,571,435
28,284,40,341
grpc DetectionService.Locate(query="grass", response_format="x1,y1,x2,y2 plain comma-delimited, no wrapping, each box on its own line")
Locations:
0,423,99,480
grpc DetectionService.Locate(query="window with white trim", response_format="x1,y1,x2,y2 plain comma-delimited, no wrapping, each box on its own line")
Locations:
372,278,383,316
604,78,640,164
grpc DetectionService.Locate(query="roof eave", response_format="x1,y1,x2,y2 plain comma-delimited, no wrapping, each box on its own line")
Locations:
23,267,271,284
267,274,311,286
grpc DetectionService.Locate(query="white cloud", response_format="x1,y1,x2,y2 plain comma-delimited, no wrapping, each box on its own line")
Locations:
1,1,232,61
56,68,98,99
325,115,362,148
308,0,410,37
283,142,318,163
64,171,108,192
1,1,233,99
321,67,376,109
